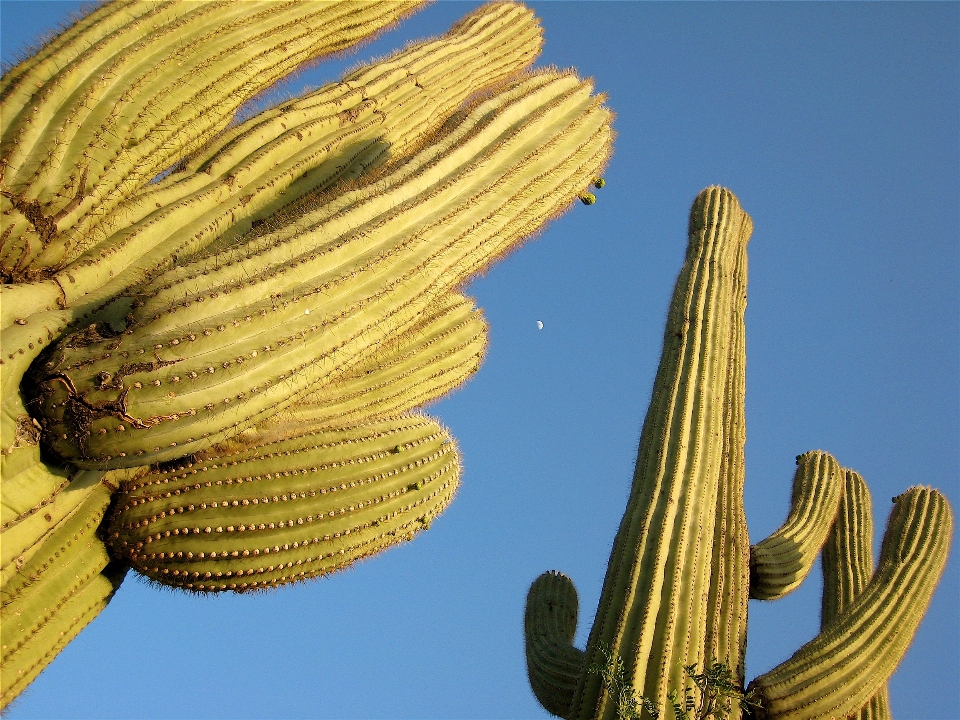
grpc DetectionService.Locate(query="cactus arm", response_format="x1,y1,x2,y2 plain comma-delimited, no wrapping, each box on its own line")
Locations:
290,292,487,428
525,571,586,719
7,1,544,325
33,71,611,468
1,1,424,277
819,469,891,720
748,487,952,720
560,188,751,719
106,414,459,592
749,451,844,600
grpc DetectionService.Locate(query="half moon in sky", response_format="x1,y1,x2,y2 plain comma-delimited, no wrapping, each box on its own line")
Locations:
536,320,543,330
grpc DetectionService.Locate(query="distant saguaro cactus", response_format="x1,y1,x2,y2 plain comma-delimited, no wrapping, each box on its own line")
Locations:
0,1,612,706
522,187,951,720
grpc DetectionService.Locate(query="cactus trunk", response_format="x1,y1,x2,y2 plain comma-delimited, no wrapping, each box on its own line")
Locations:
569,187,752,718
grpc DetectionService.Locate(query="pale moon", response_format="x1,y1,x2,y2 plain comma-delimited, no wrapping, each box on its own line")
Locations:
536,320,543,330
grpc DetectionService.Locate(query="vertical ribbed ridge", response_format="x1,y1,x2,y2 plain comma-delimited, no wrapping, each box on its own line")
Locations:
525,571,585,718
567,187,752,719
748,487,952,720
819,469,890,720
750,451,844,600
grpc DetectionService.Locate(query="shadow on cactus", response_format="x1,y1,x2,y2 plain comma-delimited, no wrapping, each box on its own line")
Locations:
522,187,952,720
0,1,613,707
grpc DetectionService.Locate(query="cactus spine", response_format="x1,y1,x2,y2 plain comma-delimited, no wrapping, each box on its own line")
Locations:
523,187,952,720
2,1,611,707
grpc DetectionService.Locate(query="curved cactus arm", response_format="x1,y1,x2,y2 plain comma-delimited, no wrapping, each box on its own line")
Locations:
106,414,460,592
0,1,545,331
1,0,424,277
748,486,952,720
819,468,890,720
749,450,844,600
33,70,612,469
562,187,752,719
289,292,487,428
524,571,586,719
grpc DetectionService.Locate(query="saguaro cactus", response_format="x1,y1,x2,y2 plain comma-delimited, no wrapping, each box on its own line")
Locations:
522,187,952,720
1,1,612,707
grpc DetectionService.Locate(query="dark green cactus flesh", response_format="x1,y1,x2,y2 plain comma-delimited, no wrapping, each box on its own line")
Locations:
523,188,953,720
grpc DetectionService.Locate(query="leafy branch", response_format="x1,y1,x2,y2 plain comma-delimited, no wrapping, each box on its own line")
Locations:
588,644,762,720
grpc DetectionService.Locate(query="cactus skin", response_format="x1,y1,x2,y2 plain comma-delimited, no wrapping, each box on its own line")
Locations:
106,414,459,592
820,469,890,720
749,451,844,600
1,1,606,706
0,0,425,280
32,69,612,469
748,487,951,719
525,571,585,717
523,188,953,720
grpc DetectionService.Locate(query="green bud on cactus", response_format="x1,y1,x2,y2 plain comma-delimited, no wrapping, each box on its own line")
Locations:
579,192,597,205
593,177,605,188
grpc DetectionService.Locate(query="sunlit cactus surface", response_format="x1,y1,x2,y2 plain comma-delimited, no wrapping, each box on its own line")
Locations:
0,1,613,706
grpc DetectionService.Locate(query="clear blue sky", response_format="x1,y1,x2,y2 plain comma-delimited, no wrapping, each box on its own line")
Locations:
2,1,957,718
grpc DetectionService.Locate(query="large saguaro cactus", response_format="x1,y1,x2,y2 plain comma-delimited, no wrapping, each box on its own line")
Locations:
522,187,951,720
1,1,612,707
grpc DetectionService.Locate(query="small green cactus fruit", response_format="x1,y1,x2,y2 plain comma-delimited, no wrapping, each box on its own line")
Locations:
579,192,597,205
522,187,953,720
593,177,605,189
105,414,459,592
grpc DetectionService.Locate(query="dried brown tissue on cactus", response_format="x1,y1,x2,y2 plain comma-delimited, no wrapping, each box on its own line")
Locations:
0,0,612,708
522,186,952,720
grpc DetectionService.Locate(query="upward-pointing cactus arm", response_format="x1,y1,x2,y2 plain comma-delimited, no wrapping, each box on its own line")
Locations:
820,469,890,720
525,571,585,719
749,450,844,600
0,1,542,329
748,486,952,720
